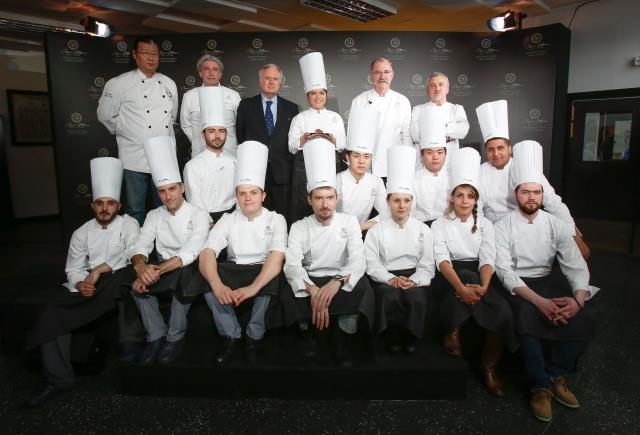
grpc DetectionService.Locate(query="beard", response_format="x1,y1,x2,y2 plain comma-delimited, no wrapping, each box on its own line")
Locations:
96,211,117,225
518,201,541,215
206,139,224,149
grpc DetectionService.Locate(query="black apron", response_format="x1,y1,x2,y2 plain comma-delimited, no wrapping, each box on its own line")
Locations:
119,262,198,303
439,260,519,352
209,205,235,225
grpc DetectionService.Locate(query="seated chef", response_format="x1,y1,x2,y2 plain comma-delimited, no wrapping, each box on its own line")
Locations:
183,86,236,224
283,138,375,367
494,140,599,422
364,145,435,357
476,100,590,259
337,107,389,232
126,136,211,365
24,157,143,408
188,141,287,365
431,148,517,398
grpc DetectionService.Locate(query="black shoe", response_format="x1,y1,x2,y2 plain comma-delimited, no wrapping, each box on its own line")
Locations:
244,336,261,364
373,337,390,364
119,341,144,363
298,322,318,359
157,338,185,365
387,343,402,354
332,328,354,368
215,337,238,365
138,337,165,365
403,335,419,356
24,384,69,409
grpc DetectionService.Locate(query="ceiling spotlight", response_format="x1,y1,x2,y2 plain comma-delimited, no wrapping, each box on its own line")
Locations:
81,16,115,38
487,10,527,32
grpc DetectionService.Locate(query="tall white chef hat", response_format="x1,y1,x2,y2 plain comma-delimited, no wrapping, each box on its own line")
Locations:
90,157,123,201
418,105,447,149
143,136,181,187
199,86,225,130
386,145,416,196
509,140,544,191
346,106,380,154
299,52,327,94
304,137,336,193
449,147,481,192
476,100,509,144
235,141,268,190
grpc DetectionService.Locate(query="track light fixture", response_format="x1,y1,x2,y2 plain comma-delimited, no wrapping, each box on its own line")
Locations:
487,10,527,32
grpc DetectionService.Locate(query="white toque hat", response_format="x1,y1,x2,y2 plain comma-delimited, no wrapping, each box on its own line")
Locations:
303,138,336,193
509,140,544,190
476,100,509,144
449,147,481,191
346,106,380,154
299,52,327,94
90,157,123,201
418,105,447,149
143,136,181,187
235,141,268,190
198,86,225,130
386,145,416,196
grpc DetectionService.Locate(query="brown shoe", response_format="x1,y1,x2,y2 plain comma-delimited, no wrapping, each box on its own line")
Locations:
551,377,580,408
530,388,553,422
481,333,505,397
443,328,462,356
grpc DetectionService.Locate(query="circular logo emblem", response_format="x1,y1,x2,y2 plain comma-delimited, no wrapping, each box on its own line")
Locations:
326,73,332,84
298,37,309,49
481,38,492,49
185,75,196,86
94,77,105,88
162,40,172,51
98,147,109,157
77,184,88,194
530,108,541,120
366,75,373,85
207,39,217,50
412,74,423,85
344,109,350,121
390,37,400,48
67,39,79,50
70,112,82,123
435,38,446,49
530,32,543,45
505,73,516,84
281,73,286,85
457,74,468,85
252,38,262,49
116,41,127,52
344,37,354,48
230,75,241,86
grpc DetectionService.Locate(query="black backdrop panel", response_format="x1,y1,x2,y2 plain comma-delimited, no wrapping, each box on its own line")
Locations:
45,25,569,237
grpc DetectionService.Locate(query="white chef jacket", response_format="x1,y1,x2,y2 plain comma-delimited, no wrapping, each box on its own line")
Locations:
336,170,389,224
64,214,140,292
364,216,435,286
179,84,241,158
183,148,236,213
410,101,469,154
349,89,411,177
288,108,346,154
97,69,178,173
412,166,450,222
284,212,366,297
494,210,596,298
431,213,495,272
130,200,211,267
479,159,575,229
203,208,287,265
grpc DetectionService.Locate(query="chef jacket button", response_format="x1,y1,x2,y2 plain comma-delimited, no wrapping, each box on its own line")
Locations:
165,125,168,128
164,110,167,114
162,95,166,98
141,80,145,83
148,125,152,129
158,81,161,84
144,95,147,98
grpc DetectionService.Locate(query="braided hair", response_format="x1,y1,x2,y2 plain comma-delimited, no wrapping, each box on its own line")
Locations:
446,184,480,233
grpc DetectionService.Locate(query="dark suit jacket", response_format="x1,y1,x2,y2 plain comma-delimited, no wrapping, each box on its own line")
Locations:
236,94,299,185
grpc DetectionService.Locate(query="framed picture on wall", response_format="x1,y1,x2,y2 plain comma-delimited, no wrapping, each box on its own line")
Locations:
7,90,53,145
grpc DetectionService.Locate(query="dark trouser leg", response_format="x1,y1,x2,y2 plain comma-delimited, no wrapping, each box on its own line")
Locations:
519,334,551,390
117,297,145,343
547,340,588,379
41,334,74,387
123,169,150,226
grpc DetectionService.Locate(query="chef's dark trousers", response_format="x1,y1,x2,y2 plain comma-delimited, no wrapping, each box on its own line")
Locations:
41,334,74,387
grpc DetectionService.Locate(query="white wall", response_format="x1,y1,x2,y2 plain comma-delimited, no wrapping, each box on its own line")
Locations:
524,0,640,93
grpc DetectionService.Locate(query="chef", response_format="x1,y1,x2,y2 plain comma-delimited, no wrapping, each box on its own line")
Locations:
337,106,389,232
180,54,241,158
126,136,211,366
364,145,434,358
187,141,287,365
283,138,374,367
410,72,469,155
431,147,517,398
494,140,599,423
24,157,143,408
349,57,411,178
97,36,178,226
476,100,590,259
183,86,236,224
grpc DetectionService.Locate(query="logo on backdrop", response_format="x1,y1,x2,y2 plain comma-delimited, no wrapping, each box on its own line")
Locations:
201,39,224,57
326,73,339,97
406,73,426,97
97,147,110,157
523,107,549,131
292,37,313,57
339,37,362,60
227,74,248,96
247,38,269,61
385,37,407,60
475,37,499,61
111,41,130,64
523,32,551,57
278,72,291,97
343,109,350,128
499,72,524,96
452,73,474,97
160,39,179,63
60,38,87,63
88,76,106,100
181,75,197,93
65,112,90,135
430,37,452,61
361,74,374,91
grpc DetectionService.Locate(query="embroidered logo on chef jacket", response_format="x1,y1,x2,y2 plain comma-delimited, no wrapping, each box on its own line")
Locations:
264,226,273,237
186,220,193,232
338,227,348,239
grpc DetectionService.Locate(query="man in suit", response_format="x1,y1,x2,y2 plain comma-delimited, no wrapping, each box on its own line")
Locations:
236,64,299,225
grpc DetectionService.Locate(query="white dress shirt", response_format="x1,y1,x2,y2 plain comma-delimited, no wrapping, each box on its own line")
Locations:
410,101,469,154
349,89,411,177
203,208,287,265
130,201,211,267
364,216,435,286
288,108,346,154
183,148,236,213
179,84,241,158
412,166,450,222
97,69,178,173
64,214,140,292
284,213,366,297
431,213,495,272
336,170,389,224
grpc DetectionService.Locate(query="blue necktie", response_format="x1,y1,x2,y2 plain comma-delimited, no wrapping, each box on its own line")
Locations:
265,100,274,137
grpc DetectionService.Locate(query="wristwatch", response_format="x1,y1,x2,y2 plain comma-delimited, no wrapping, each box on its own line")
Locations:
333,274,345,285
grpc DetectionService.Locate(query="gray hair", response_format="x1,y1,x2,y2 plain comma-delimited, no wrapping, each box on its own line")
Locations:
196,54,224,72
427,72,449,86
370,57,393,71
258,63,282,80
